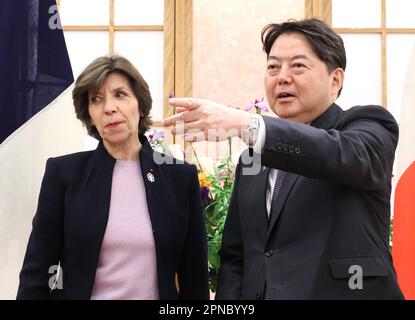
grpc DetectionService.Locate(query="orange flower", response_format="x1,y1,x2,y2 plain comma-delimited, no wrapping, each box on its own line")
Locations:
198,171,211,189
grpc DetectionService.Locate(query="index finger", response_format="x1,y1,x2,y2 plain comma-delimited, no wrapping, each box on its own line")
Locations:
168,97,206,110
162,113,183,127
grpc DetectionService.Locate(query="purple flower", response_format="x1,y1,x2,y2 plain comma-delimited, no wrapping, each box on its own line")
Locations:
244,97,270,113
148,129,165,143
200,186,211,202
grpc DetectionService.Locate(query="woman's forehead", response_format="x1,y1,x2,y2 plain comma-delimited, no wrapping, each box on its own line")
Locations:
89,72,132,95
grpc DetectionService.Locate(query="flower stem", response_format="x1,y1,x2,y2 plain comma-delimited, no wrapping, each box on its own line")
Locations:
190,142,204,173
228,137,232,159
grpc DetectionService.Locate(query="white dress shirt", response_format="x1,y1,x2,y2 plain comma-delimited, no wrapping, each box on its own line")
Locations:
247,114,277,217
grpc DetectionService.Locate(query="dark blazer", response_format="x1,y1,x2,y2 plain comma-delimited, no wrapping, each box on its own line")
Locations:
17,135,209,300
216,104,404,300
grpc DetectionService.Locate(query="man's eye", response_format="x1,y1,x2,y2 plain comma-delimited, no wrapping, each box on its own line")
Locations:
294,63,305,68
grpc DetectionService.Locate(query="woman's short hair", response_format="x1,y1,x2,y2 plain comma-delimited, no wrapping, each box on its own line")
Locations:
72,55,152,140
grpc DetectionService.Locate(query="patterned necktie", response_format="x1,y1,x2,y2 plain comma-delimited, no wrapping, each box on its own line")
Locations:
270,170,286,219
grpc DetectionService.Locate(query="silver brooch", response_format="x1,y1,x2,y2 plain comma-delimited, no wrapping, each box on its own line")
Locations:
147,172,155,183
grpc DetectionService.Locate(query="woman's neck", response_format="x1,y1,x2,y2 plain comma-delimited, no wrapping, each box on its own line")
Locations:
103,138,142,160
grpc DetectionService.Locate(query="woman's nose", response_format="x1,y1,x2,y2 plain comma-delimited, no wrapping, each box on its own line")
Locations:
103,98,117,114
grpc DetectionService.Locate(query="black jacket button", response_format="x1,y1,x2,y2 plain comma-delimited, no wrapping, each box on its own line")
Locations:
265,250,273,257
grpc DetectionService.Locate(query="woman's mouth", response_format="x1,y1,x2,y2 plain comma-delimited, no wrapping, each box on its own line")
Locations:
106,122,122,128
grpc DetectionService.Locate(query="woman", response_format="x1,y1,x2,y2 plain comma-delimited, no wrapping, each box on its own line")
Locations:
17,55,209,300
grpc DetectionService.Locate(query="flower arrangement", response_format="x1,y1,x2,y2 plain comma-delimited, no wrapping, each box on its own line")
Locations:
147,129,165,152
198,151,235,292
147,128,236,292
147,97,268,292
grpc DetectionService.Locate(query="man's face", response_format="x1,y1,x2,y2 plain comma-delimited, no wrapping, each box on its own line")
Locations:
264,32,343,123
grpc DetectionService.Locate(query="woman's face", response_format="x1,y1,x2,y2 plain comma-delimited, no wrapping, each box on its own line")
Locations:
88,72,140,146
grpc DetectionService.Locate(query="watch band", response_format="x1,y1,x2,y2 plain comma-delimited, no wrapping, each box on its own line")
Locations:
242,115,260,147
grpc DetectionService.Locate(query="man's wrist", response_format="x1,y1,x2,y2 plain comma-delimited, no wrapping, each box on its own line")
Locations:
241,113,260,146
239,111,251,137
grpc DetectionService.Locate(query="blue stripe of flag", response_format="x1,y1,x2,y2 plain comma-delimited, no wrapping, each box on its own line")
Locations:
0,0,74,144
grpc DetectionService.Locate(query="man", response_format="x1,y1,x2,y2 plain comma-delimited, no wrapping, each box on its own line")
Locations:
163,19,403,299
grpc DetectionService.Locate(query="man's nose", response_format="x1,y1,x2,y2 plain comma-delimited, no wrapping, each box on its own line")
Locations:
278,66,292,85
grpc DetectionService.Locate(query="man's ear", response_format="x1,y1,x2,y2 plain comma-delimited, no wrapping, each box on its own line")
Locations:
331,67,345,96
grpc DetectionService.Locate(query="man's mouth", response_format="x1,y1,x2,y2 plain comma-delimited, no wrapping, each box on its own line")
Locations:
277,92,296,102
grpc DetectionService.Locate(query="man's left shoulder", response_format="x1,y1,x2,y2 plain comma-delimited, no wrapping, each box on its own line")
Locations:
337,105,398,133
343,104,397,123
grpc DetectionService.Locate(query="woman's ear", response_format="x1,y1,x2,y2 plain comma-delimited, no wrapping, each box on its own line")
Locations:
331,67,345,96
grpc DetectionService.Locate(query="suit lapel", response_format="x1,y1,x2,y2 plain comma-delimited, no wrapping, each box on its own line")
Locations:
137,136,182,265
138,138,177,234
242,165,270,244
77,141,115,297
264,103,342,240
267,172,299,239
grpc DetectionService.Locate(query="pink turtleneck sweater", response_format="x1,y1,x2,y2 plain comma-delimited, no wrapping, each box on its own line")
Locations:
90,160,159,300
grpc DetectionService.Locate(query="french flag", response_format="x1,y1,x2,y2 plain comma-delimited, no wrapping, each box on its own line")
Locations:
393,44,415,300
0,0,73,298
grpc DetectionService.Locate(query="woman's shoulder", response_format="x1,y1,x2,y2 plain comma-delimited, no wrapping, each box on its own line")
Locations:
46,149,95,170
153,150,197,177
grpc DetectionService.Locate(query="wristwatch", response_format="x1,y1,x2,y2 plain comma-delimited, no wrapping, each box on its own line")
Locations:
242,115,260,147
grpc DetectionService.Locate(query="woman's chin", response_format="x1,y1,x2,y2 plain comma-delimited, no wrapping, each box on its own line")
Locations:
102,133,131,146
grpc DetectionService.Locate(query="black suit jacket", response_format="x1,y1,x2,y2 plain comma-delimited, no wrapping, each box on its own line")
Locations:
17,135,209,299
216,104,404,300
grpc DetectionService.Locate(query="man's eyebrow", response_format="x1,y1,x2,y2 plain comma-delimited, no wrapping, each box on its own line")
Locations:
267,54,309,61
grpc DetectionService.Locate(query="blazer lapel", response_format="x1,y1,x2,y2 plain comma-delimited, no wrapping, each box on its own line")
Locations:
264,103,342,240
76,141,115,298
137,135,182,259
241,165,270,244
138,138,172,230
267,172,299,240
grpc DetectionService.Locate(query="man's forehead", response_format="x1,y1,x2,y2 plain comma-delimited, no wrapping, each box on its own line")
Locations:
270,32,312,49
267,54,309,61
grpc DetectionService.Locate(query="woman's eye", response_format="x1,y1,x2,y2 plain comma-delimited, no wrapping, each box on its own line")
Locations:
116,91,126,98
90,96,100,103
